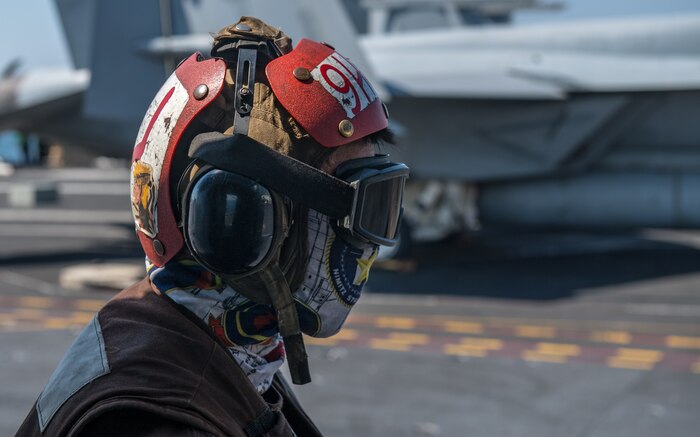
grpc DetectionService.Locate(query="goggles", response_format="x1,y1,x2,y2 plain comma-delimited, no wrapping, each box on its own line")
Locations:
179,132,409,278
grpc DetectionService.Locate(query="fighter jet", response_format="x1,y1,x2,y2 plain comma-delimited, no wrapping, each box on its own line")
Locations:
355,0,700,229
0,0,378,158
1,0,699,231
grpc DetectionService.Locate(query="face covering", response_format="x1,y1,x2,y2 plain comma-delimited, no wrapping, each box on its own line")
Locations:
148,209,378,393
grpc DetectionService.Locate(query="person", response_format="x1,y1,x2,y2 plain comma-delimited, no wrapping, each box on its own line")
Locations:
16,16,408,437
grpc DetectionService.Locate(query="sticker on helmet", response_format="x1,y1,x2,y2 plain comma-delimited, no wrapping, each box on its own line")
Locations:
131,160,158,238
130,69,190,244
311,52,378,119
324,234,377,307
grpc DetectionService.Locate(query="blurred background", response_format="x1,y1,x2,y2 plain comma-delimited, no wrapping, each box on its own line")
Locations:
1,0,699,435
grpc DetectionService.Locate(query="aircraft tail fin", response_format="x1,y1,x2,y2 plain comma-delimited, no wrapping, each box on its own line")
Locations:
54,0,96,70
53,0,384,124
55,0,174,123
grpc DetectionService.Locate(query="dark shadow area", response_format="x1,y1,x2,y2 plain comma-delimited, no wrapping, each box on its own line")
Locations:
3,222,700,302
369,227,700,301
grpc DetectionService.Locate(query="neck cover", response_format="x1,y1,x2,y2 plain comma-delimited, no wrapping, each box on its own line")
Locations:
148,210,378,393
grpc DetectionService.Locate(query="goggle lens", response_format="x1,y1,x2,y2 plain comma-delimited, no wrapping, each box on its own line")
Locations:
359,176,405,242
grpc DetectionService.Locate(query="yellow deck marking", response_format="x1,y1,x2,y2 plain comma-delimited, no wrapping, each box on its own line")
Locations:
0,312,28,322
666,336,700,349
356,311,699,335
615,348,663,361
13,295,104,312
692,362,700,374
515,325,556,339
18,296,53,309
74,299,105,312
6,308,47,318
522,342,580,363
444,337,502,357
0,318,17,328
375,317,416,330
43,318,82,330
459,337,503,349
305,337,339,346
386,332,430,345
607,358,655,370
607,348,663,370
444,345,488,357
522,351,568,363
591,331,631,345
369,339,411,352
535,343,581,356
69,312,94,323
2,308,94,322
333,329,359,341
443,321,483,335
304,329,359,347
369,331,429,351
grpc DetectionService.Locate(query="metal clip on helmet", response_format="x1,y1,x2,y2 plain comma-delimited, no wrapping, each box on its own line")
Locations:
130,17,407,385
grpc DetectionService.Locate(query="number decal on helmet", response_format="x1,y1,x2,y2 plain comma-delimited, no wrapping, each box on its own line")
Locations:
311,53,378,119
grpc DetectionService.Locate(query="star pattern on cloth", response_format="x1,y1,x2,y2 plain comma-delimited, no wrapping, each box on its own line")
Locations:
353,248,378,286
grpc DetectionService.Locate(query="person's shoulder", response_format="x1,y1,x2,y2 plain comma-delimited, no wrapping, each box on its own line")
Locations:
96,276,199,355
109,276,160,302
98,276,172,326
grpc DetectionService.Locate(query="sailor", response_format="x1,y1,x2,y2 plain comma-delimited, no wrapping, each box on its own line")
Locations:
17,16,408,436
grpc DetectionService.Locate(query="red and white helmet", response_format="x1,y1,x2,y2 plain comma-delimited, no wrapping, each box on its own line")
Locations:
130,35,389,266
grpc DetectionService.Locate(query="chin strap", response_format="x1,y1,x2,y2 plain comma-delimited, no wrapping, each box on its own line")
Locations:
259,264,311,385
218,183,310,384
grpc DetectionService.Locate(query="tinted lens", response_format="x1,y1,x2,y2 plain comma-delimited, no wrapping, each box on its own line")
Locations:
359,176,405,241
186,170,274,274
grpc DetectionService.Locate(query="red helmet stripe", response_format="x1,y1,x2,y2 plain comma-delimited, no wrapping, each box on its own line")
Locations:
133,87,175,161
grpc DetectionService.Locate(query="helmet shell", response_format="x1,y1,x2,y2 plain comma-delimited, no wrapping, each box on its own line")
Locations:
131,53,226,266
266,39,388,148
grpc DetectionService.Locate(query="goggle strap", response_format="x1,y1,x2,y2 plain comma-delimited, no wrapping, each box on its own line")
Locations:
189,132,355,218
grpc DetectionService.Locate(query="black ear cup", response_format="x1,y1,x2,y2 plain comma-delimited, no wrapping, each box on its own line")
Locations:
181,168,278,277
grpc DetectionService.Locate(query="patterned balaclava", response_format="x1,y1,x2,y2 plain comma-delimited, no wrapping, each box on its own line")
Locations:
149,209,377,393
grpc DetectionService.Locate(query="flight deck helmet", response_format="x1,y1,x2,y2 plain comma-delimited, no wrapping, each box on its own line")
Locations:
130,16,392,268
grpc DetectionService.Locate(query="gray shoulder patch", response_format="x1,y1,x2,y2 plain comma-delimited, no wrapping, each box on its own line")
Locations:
36,315,110,431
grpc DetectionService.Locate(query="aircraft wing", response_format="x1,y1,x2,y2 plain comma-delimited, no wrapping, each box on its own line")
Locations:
369,47,570,100
0,68,89,129
361,41,569,100
509,53,700,92
361,13,700,100
380,69,567,99
363,43,700,100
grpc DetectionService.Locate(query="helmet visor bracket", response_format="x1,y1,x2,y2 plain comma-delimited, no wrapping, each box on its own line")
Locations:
232,46,258,135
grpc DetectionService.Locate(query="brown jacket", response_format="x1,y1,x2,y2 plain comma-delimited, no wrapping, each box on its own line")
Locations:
16,279,322,437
